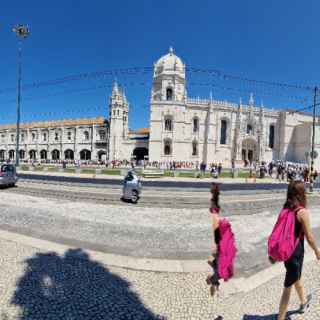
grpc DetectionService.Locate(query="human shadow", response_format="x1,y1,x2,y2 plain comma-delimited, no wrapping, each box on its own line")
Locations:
242,309,301,319
11,248,164,319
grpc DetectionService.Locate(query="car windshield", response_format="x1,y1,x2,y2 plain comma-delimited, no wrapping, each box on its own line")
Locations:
1,165,14,173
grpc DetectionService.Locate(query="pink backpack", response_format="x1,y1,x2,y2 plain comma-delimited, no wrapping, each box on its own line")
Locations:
268,207,303,262
217,219,237,281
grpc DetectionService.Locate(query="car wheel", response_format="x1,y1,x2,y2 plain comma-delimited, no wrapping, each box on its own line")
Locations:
131,190,139,204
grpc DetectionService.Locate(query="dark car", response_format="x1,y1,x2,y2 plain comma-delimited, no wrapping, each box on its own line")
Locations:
0,164,18,187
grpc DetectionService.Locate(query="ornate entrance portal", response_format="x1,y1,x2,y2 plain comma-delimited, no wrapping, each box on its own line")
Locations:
241,138,258,163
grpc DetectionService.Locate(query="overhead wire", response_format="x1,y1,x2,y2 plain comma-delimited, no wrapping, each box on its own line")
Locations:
0,64,313,96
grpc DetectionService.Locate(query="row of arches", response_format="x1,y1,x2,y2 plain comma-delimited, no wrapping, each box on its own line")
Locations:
0,149,108,161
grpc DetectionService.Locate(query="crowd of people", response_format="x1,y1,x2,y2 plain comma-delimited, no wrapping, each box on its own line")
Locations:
266,161,318,183
7,157,320,184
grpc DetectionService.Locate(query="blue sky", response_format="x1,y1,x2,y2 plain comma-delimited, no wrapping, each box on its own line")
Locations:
1,0,320,129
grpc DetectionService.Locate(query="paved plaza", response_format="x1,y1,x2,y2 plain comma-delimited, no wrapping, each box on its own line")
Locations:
0,179,319,319
0,231,319,319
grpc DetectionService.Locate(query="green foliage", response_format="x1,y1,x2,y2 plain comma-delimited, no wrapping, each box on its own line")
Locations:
163,170,174,177
101,169,121,175
178,172,196,178
81,168,96,174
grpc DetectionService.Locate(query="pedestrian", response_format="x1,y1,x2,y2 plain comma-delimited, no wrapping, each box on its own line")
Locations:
268,181,320,320
206,183,237,297
231,159,235,178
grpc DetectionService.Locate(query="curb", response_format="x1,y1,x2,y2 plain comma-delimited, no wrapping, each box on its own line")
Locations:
17,170,283,184
0,229,316,296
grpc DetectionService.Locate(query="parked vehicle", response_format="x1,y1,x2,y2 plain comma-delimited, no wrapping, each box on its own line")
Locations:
0,164,18,187
122,170,142,203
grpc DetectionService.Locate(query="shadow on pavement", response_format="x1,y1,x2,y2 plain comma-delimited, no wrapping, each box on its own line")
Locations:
242,309,301,319
10,248,164,319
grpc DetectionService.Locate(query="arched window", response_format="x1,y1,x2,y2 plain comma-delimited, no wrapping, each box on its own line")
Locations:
40,150,47,160
29,150,36,160
67,131,72,141
64,149,74,160
166,87,173,101
11,134,15,142
98,151,107,161
9,150,15,160
269,125,275,149
164,139,172,155
192,141,198,156
220,120,227,145
43,132,47,142
83,131,89,141
0,150,5,161
80,149,91,160
164,116,173,131
99,130,106,140
51,149,60,160
19,150,25,159
247,124,253,135
32,132,36,141
193,117,199,133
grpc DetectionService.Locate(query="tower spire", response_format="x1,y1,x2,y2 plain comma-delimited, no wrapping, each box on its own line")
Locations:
112,79,119,95
249,93,254,106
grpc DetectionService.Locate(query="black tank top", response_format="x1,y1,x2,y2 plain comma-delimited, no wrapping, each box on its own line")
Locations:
214,228,221,245
294,209,304,240
211,207,221,244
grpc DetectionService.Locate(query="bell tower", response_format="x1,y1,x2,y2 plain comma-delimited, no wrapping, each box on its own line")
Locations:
149,48,187,161
151,47,186,103
109,81,129,161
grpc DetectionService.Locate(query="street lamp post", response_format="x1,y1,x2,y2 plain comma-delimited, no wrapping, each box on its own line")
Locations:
311,87,318,172
12,24,30,167
309,86,318,192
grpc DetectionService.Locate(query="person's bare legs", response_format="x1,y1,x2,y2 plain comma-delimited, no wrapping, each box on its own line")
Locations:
294,280,306,305
278,286,292,320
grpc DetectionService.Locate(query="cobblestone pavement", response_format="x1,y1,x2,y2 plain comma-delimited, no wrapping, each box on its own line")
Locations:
0,237,319,320
0,189,320,277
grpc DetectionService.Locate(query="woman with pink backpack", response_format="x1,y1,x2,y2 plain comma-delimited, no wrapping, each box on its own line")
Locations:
268,181,320,320
206,183,237,297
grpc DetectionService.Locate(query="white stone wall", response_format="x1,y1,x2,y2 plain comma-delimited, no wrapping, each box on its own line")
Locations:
0,124,109,162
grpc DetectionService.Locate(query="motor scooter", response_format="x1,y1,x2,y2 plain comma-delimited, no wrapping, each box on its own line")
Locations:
122,171,142,204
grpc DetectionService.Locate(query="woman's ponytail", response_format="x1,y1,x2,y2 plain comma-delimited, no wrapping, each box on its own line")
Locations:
210,183,220,210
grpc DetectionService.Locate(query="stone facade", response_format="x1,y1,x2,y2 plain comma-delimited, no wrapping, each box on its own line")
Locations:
0,118,109,162
147,48,320,167
0,48,319,167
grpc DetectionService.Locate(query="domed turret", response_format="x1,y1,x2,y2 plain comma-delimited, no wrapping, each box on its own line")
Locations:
151,47,186,102
154,47,185,78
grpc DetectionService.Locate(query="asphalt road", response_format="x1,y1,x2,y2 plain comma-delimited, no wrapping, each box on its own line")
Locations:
18,172,293,191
